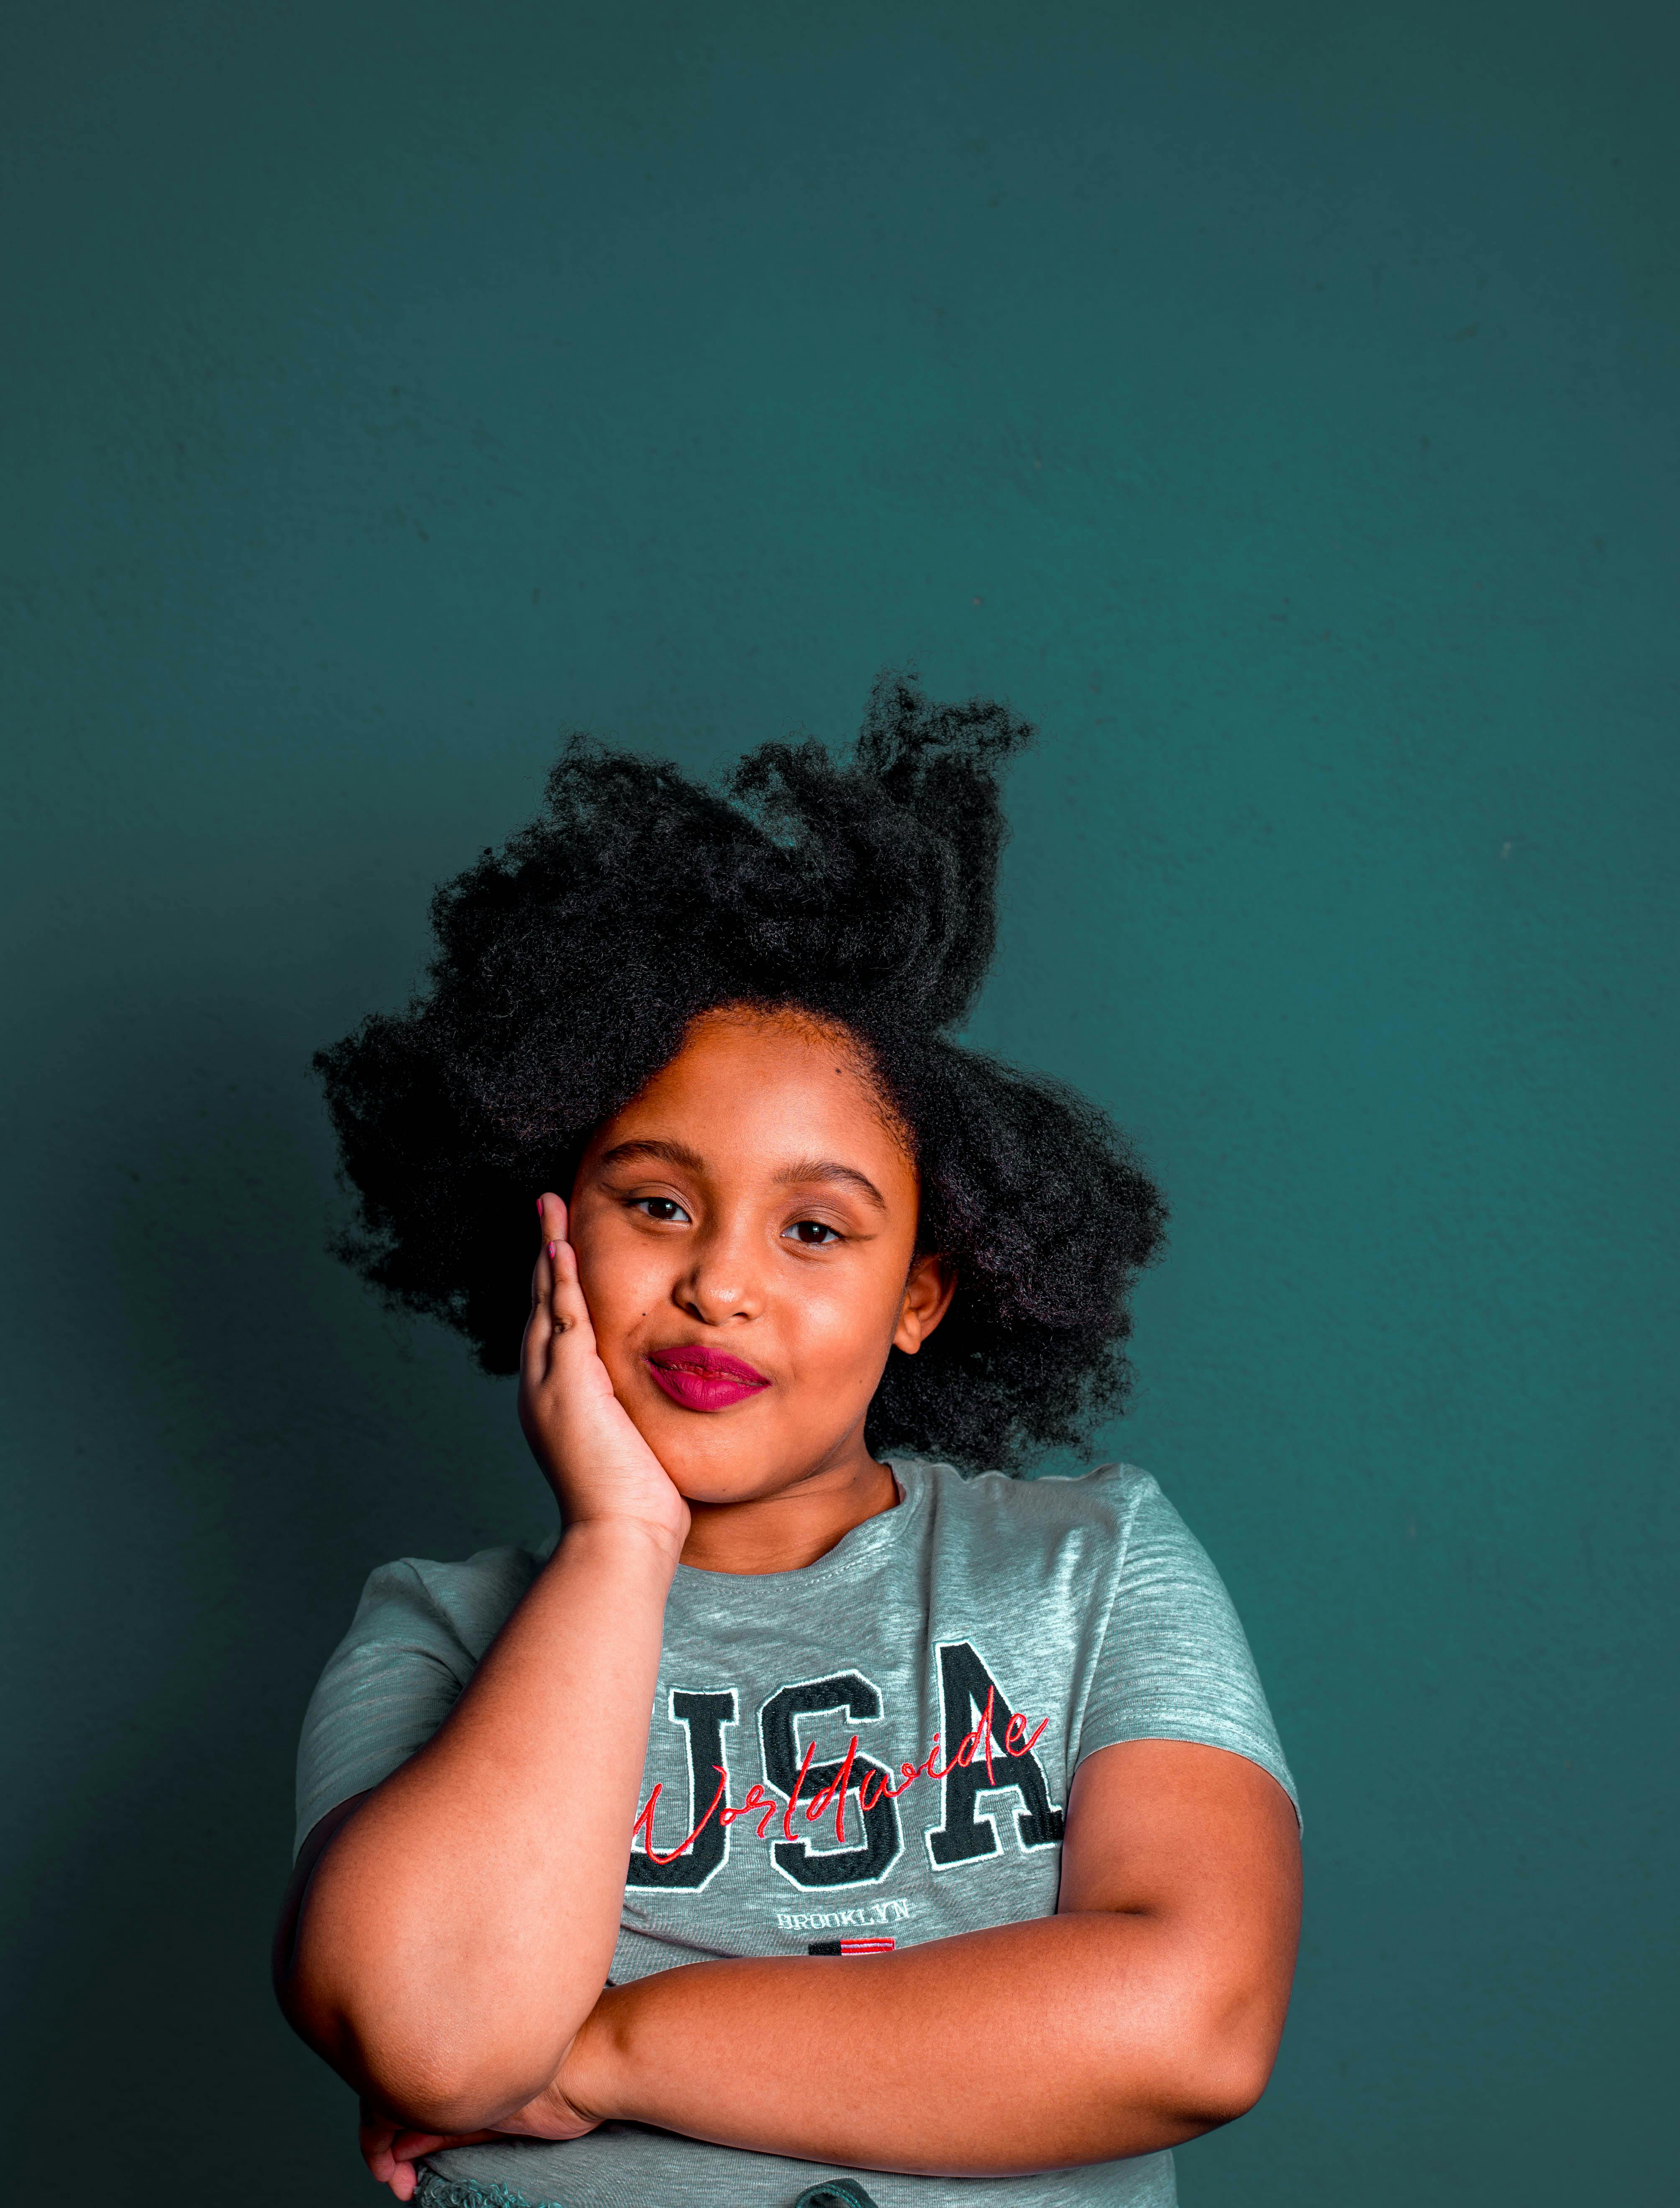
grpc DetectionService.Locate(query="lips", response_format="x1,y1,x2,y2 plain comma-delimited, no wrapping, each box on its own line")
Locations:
645,1343,771,1413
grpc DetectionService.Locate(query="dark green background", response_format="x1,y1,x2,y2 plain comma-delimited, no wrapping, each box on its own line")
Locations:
3,4,1675,2201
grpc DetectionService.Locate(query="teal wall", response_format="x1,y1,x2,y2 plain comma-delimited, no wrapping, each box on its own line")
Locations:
4,5,1675,2201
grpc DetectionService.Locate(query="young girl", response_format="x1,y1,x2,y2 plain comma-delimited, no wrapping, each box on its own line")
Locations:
276,680,1301,2208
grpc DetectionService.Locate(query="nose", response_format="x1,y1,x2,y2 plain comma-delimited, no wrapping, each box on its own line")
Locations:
674,1216,764,1326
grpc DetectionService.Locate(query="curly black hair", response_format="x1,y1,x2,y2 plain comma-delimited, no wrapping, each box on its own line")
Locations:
316,677,1166,1470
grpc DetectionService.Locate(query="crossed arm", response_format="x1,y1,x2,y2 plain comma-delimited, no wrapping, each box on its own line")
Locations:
274,1216,1300,2188
622,1738,1305,2175
275,1553,1299,2187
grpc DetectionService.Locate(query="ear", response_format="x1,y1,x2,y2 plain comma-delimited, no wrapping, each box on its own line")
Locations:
893,1253,956,1355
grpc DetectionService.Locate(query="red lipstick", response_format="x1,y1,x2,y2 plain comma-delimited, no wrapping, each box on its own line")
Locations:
645,1344,771,1412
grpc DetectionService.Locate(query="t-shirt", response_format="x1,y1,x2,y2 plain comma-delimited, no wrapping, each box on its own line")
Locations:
295,1459,1296,2208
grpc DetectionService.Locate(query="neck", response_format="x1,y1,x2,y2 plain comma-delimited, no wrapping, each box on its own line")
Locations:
679,1439,899,1575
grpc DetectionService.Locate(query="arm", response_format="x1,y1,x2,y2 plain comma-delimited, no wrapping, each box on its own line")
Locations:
277,1198,689,2135
541,1736,1300,2176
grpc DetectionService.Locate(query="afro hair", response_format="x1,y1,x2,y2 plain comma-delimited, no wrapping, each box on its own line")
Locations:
315,677,1166,1470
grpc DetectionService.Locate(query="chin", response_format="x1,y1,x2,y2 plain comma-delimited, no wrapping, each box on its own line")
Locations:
666,1464,772,1507
624,1402,772,1498
625,1386,866,1505
645,1420,825,1509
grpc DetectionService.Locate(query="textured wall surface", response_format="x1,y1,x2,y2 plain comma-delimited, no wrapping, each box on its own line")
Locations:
3,4,1675,2202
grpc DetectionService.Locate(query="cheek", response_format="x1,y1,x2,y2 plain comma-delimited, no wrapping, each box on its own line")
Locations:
786,1258,909,1376
571,1217,668,1339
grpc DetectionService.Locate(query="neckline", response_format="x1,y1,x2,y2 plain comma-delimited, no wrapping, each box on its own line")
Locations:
670,1455,926,1594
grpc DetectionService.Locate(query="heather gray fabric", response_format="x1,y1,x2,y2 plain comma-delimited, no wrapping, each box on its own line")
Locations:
296,1459,1296,2208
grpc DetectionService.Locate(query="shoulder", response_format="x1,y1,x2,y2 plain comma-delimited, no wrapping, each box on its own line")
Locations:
896,1456,1232,1618
896,1454,1162,1544
294,1533,554,1857
342,1534,555,1666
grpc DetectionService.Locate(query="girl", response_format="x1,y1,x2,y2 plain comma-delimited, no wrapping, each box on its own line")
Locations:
276,680,1300,2208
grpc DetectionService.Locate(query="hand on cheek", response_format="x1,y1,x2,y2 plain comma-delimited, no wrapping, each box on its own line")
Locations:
518,1192,691,1551
551,1010,955,1533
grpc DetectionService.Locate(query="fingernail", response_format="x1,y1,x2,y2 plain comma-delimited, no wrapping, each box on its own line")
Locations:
547,1240,558,1259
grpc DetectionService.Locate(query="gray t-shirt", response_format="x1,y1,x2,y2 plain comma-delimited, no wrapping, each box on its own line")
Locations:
295,1459,1296,2208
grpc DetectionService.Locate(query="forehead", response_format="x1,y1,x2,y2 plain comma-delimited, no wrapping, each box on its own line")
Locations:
591,1009,917,1196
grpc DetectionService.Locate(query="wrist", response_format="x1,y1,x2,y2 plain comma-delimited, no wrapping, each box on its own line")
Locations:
554,1512,687,1580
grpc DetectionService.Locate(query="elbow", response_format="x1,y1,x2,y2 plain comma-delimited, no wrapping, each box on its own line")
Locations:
1177,2044,1277,2130
285,1955,563,2134
353,2044,555,2138
1168,2007,1283,2132
340,2003,566,2134
278,1817,586,2132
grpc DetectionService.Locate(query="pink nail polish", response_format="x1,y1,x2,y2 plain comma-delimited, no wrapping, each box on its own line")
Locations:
548,1240,558,1260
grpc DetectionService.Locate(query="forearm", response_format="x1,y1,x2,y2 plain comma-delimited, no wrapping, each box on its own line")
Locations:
291,1519,677,2127
566,1913,1272,2176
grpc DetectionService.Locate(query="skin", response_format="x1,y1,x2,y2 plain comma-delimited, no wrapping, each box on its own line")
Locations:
558,1003,955,1571
274,1006,1301,2197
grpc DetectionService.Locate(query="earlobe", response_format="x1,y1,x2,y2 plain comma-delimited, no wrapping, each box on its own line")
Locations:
894,1255,956,1356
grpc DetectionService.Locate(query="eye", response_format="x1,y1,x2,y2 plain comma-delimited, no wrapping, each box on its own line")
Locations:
631,1196,691,1224
784,1218,841,1247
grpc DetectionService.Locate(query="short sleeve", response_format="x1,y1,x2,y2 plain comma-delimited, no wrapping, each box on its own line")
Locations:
1076,1475,1299,1821
292,1541,547,1857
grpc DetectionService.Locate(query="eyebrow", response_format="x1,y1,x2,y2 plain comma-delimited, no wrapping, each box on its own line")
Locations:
597,1140,888,1213
772,1158,889,1211
596,1139,707,1175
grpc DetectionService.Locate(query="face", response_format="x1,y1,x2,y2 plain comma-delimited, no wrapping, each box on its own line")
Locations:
568,1007,953,1507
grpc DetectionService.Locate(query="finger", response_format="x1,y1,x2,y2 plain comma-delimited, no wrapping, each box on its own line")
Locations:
382,2129,500,2203
523,1193,597,1388
549,1230,579,1323
392,2131,499,2159
359,2114,397,2182
542,1202,577,1325
525,1191,571,1336
523,1203,556,1377
390,2131,450,2160
545,1224,595,1349
528,1195,554,1308
523,1285,552,1365
358,2116,395,2149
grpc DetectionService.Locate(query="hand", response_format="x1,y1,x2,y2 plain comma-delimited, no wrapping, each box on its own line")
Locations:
359,2064,603,2201
358,2101,498,2201
520,1193,690,1551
